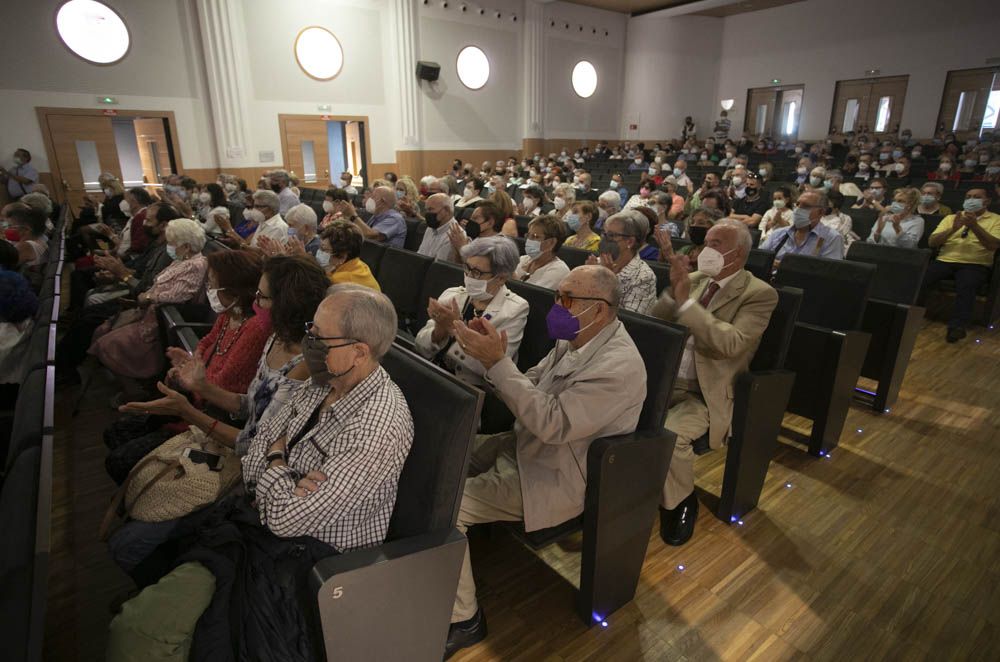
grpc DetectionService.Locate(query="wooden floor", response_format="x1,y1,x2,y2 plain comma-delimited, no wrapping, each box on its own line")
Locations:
45,316,999,661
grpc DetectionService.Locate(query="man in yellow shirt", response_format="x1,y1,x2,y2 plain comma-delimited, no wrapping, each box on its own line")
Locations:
922,188,1000,342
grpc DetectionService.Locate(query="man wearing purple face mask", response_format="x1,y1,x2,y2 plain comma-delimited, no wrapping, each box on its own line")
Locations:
443,265,645,658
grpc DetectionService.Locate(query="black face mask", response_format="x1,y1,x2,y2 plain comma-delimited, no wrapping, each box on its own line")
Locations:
425,211,440,229
465,218,481,239
143,224,158,239
688,225,708,245
302,334,354,386
270,183,282,193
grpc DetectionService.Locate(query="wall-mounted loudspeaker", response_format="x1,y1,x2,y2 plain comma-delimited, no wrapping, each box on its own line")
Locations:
416,61,441,82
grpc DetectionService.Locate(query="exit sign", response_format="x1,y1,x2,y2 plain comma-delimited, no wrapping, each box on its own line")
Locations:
97,96,118,105
102,109,118,116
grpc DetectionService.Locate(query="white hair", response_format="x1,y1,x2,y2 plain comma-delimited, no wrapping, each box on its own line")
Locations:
165,217,207,252
713,218,752,262
325,284,397,360
554,183,577,204
20,192,52,216
252,189,280,215
285,203,318,230
459,235,520,277
599,190,621,212
209,205,230,219
607,210,648,245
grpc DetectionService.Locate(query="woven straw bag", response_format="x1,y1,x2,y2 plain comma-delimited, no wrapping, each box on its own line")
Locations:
99,428,242,540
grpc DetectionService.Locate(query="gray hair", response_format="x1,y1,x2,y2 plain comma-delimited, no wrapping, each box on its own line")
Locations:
252,189,280,215
164,217,207,252
20,192,52,216
690,207,724,225
326,284,397,360
554,183,577,204
269,169,290,186
586,264,621,308
427,192,453,213
921,181,944,196
598,190,621,212
459,235,520,277
285,203,318,230
812,190,829,210
713,219,752,263
607,210,648,245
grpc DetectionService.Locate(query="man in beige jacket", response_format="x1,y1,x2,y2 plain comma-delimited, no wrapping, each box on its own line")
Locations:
651,219,778,546
444,265,646,658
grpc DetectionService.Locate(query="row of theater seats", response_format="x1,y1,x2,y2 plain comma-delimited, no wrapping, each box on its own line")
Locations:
0,207,67,662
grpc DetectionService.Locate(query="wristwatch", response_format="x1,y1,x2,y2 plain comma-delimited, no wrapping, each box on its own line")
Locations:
266,450,286,465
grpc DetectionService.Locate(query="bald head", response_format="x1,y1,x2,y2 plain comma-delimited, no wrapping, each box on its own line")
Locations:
555,265,621,347
425,193,454,221
372,186,397,210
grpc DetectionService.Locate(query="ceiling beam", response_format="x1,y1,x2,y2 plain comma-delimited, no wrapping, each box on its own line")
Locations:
636,0,743,18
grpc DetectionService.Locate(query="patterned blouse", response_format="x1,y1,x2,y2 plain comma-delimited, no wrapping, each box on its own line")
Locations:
196,313,273,397
234,334,305,456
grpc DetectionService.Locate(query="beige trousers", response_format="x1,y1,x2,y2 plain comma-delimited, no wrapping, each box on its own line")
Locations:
451,433,524,623
662,388,711,510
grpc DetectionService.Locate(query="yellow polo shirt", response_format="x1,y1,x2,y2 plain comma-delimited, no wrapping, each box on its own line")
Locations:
933,211,1000,266
330,257,381,291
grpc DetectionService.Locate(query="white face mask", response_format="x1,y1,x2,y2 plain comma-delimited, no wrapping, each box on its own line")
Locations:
103,187,115,197
224,183,237,193
523,198,536,211
463,275,492,301
207,288,231,314
119,200,131,216
654,156,663,164
315,249,331,268
244,208,265,224
553,197,566,210
365,197,377,214
732,176,744,187
322,200,334,213
463,187,475,199
697,247,735,278
609,180,619,189
198,192,211,204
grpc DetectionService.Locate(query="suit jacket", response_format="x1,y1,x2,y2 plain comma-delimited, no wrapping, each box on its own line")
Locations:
651,269,778,449
485,321,646,531
415,285,528,387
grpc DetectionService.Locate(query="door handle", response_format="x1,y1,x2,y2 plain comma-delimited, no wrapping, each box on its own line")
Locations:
61,179,71,191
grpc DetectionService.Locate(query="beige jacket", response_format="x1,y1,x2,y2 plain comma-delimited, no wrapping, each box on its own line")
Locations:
485,320,646,531
651,269,778,449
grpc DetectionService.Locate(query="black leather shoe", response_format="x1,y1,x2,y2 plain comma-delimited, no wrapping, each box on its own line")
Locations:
659,492,699,546
444,608,487,660
946,327,967,344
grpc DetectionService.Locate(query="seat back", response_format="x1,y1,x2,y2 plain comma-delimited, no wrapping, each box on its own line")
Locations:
917,214,943,249
846,242,932,305
403,217,425,252
618,311,687,431
646,260,671,295
381,346,482,539
377,247,434,328
360,241,387,279
414,260,465,331
5,367,48,472
774,255,875,330
0,447,42,662
847,207,879,241
557,245,592,269
746,249,775,282
749,286,803,371
506,279,557,372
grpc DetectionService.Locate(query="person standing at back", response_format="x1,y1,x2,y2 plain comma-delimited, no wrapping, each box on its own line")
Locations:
0,148,38,200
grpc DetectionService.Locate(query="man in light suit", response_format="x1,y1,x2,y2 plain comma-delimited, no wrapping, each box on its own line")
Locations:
444,265,646,658
651,219,778,546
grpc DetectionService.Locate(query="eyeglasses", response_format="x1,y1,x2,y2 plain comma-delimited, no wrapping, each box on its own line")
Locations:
525,232,548,241
463,264,494,279
254,290,271,304
601,231,628,241
554,292,613,309
304,321,358,349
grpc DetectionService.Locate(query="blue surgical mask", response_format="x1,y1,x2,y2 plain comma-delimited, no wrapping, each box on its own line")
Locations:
166,245,178,260
792,207,812,229
673,167,683,177
888,201,906,214
315,249,331,267
287,227,297,237
525,238,543,258
564,213,581,231
963,198,984,213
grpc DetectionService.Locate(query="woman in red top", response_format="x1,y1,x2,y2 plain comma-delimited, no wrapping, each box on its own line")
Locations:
927,155,961,187
102,250,272,485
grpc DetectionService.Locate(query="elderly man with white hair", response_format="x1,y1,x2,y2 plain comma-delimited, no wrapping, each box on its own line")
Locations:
268,168,300,214
595,189,622,232
336,186,407,248
284,203,321,255
444,265,646,657
418,192,459,260
247,189,289,248
588,210,657,314
651,219,778,546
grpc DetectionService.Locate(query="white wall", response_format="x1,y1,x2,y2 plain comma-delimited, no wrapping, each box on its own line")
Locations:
620,15,722,141
0,0,216,171
713,0,1000,140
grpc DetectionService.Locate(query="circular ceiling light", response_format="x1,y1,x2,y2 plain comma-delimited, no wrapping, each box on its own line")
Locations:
572,60,597,98
456,45,490,90
294,26,344,81
55,0,130,65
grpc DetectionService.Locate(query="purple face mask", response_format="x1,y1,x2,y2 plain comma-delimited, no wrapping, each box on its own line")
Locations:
545,303,597,340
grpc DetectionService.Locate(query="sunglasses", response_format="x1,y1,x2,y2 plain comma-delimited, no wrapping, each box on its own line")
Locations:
554,292,612,309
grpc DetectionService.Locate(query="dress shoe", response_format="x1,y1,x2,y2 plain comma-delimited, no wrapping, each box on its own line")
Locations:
946,327,966,344
443,608,487,660
659,492,699,546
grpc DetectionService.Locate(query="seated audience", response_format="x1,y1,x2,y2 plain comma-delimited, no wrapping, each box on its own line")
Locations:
449,201,507,253
418,193,460,261
590,210,657,314
552,183,576,222
609,173,629,207
867,187,924,249
519,185,545,218
317,220,380,291
279,203,321,255
444,265,646,656
416,236,528,387
672,159,693,191
759,186,794,242
917,182,952,217
730,174,770,228
246,190,289,248
395,177,423,219
564,200,601,252
595,190,621,231
320,187,351,229
852,177,889,213
820,190,856,256
268,169,300,215
624,181,654,210
8,206,49,267
761,190,844,265
922,189,1000,343
687,173,720,214
651,219,777,545
488,189,519,237
456,177,486,209
107,286,413,660
928,156,960,185
514,215,570,289
342,186,407,248
0,269,38,386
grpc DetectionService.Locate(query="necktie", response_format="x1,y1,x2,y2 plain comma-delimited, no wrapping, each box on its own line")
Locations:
698,282,720,308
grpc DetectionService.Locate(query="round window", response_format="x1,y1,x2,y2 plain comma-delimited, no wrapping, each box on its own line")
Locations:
55,0,130,65
294,26,344,81
456,46,490,91
572,61,598,99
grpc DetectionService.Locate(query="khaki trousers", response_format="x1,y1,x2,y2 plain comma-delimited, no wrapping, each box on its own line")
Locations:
662,388,710,510
452,432,524,623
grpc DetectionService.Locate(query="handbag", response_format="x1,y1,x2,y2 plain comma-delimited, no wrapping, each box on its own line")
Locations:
99,428,242,540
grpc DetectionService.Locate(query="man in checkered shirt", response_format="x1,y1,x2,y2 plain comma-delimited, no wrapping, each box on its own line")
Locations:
242,285,414,551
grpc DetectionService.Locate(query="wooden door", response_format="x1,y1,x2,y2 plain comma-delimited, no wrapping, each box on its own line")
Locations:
865,76,909,137
281,118,331,186
937,67,998,141
830,79,873,136
745,88,776,138
775,87,803,140
45,114,120,213
133,118,173,185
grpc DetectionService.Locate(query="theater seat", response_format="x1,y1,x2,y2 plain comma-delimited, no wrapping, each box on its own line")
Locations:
308,345,481,661
746,249,776,282
646,260,671,295
360,240,387,279
557,245,593,269
505,279,557,372
403,217,426,252
377,247,434,330
411,260,465,334
4,367,52,474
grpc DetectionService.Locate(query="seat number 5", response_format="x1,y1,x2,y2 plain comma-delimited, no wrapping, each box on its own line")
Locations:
332,586,344,599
